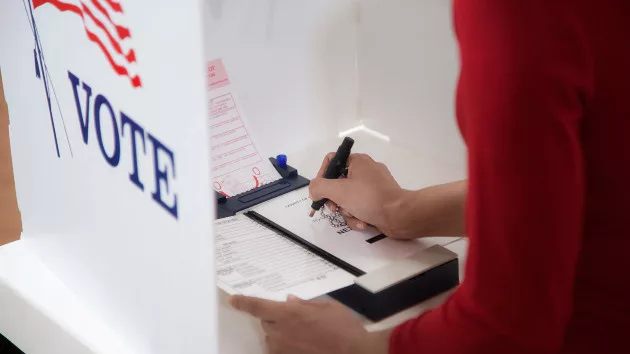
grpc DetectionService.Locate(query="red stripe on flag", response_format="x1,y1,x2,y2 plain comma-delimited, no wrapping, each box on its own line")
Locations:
131,75,141,87
116,25,130,39
33,0,81,15
81,3,134,61
125,49,136,63
90,0,131,40
104,0,123,13
84,29,142,87
35,0,142,88
36,0,137,63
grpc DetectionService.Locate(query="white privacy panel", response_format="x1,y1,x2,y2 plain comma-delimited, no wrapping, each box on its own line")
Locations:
0,1,216,353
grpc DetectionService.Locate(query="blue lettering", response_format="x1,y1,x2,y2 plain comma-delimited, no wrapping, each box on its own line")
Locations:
68,72,178,220
147,134,178,219
121,112,146,191
94,94,121,167
68,71,92,144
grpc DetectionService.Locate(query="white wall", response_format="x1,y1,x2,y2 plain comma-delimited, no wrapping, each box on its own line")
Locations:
358,0,466,174
204,0,360,157
204,0,466,176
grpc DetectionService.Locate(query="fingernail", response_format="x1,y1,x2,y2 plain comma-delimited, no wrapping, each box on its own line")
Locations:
357,222,366,230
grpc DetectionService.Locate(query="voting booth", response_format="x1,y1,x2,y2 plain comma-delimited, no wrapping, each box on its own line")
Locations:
0,1,216,353
0,0,465,353
206,0,464,322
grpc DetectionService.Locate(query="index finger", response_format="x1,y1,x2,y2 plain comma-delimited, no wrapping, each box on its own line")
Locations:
317,152,361,178
229,295,285,321
316,152,336,178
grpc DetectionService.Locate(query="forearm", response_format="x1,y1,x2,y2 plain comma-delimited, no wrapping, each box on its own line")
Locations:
385,180,467,239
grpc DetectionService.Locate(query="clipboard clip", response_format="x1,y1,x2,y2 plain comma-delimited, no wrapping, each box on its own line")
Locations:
215,157,310,218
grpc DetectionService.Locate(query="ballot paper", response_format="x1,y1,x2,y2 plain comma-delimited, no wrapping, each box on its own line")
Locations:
207,58,282,197
215,214,356,301
252,188,456,274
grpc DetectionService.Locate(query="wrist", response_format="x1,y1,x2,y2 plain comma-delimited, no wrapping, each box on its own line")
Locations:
382,181,467,239
348,330,391,354
383,189,425,239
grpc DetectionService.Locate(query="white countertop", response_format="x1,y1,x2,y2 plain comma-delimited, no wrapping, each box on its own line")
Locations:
0,130,468,354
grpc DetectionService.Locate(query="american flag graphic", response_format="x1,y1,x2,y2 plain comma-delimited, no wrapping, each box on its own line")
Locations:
33,0,142,88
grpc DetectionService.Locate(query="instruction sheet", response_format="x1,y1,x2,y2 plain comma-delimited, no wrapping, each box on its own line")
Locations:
207,58,282,197
215,214,355,301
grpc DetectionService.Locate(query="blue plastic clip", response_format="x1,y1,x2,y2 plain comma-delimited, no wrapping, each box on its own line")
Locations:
276,154,288,168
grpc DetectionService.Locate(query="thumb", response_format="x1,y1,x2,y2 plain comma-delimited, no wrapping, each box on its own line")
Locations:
287,295,301,302
309,177,349,205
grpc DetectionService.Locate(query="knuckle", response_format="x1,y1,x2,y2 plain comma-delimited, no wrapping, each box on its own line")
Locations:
247,302,260,316
353,153,376,165
308,179,322,196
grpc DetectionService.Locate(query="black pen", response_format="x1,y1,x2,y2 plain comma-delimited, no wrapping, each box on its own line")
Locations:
309,137,354,217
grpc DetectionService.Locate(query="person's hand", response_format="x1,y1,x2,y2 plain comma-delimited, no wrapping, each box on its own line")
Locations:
309,153,405,238
229,295,389,354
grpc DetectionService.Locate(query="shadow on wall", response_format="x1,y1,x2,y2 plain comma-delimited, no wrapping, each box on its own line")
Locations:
0,71,22,246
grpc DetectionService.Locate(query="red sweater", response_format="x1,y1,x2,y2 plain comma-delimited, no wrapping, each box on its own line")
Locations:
390,1,630,353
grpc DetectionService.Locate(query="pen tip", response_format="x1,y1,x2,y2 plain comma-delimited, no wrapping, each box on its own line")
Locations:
309,209,316,217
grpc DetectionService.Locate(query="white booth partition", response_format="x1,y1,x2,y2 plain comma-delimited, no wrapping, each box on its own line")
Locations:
0,1,216,353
